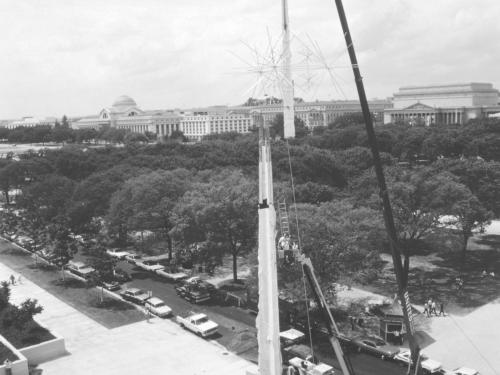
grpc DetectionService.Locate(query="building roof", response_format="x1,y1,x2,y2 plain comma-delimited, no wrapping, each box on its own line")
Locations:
112,95,137,110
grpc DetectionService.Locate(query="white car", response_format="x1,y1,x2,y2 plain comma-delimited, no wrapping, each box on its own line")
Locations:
444,368,479,375
106,248,131,259
125,253,142,264
145,297,172,317
136,260,165,272
394,350,442,373
176,313,218,337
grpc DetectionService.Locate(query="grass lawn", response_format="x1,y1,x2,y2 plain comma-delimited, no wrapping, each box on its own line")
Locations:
0,240,145,329
365,233,500,314
0,343,18,363
0,317,55,349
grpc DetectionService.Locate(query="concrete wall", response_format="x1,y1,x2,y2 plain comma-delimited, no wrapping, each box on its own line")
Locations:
19,335,66,365
0,335,28,375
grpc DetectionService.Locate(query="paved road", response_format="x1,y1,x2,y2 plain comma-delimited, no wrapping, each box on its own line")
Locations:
2,238,407,375
117,259,407,375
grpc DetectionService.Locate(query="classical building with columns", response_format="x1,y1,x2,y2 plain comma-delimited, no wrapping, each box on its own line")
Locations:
72,95,182,136
383,83,500,125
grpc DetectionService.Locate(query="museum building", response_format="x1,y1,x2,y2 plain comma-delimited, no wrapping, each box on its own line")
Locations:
72,95,182,137
383,83,500,125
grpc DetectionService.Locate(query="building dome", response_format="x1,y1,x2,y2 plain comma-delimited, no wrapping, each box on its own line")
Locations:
112,95,137,110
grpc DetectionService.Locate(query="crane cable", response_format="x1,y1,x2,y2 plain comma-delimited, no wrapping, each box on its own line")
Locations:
284,138,315,360
447,314,498,375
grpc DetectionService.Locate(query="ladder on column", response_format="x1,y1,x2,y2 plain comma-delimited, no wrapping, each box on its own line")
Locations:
278,197,290,238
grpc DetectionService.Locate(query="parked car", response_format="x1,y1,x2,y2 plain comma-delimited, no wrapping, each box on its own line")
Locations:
113,268,132,283
106,248,131,259
119,288,151,305
66,261,96,280
136,260,165,272
16,235,34,248
280,328,306,347
183,276,217,294
282,344,317,365
100,280,121,291
349,335,400,359
443,368,479,375
156,269,188,282
176,313,218,337
175,284,211,304
125,253,142,264
395,350,442,374
145,297,172,317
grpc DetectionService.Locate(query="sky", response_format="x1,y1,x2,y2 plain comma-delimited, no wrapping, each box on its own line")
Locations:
1,0,499,119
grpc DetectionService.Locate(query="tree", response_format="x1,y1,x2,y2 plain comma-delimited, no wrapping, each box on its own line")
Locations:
18,174,75,220
0,162,24,204
169,130,187,142
107,169,191,257
124,132,149,145
175,170,258,281
281,200,384,299
328,112,365,128
351,166,477,286
47,217,79,279
436,182,493,266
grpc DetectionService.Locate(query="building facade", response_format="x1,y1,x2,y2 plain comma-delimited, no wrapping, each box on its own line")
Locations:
70,95,392,141
73,95,182,136
5,116,57,129
384,83,500,125
181,112,252,141
241,99,391,129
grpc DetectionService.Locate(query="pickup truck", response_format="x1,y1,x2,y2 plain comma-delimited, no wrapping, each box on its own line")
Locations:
66,261,96,279
288,357,335,375
176,313,218,337
175,284,211,304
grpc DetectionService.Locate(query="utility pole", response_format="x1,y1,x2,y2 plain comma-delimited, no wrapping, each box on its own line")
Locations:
282,0,295,139
332,1,421,373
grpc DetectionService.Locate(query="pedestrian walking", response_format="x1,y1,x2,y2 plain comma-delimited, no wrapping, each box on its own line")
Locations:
349,316,355,330
439,302,445,316
9,274,15,285
423,302,429,317
431,301,437,316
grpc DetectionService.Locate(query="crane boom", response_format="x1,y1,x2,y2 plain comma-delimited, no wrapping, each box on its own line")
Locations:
298,255,355,375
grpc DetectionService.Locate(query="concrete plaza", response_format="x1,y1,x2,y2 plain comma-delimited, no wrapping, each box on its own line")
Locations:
0,261,256,375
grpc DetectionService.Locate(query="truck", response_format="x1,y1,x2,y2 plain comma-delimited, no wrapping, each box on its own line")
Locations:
288,357,335,375
176,313,218,337
175,283,211,304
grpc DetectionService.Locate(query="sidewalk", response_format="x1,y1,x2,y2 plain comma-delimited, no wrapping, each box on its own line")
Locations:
0,261,255,375
422,302,500,375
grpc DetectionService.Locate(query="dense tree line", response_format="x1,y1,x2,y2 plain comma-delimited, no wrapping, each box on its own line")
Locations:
0,122,180,145
1,116,499,292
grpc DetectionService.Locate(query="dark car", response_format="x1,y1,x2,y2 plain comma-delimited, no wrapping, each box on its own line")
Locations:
175,284,211,304
282,344,318,364
113,268,131,283
350,335,400,359
100,280,121,291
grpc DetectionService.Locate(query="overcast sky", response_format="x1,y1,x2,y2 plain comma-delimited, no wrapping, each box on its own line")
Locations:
1,0,499,119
